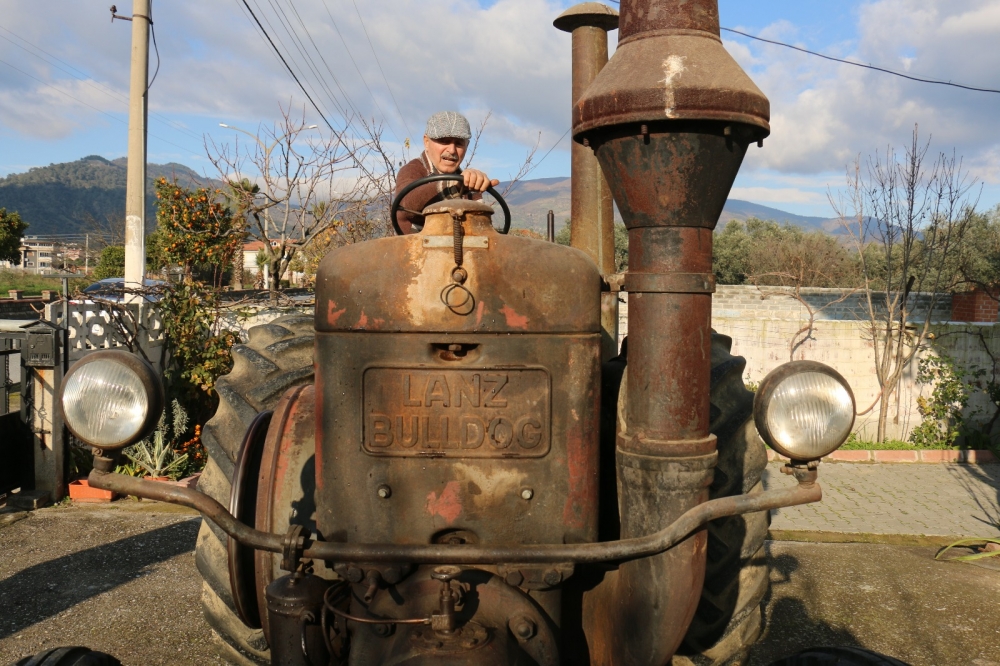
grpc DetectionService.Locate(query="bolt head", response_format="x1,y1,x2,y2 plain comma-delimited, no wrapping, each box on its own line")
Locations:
543,569,562,586
346,566,364,583
509,616,536,640
520,488,534,500
504,570,524,587
377,484,391,499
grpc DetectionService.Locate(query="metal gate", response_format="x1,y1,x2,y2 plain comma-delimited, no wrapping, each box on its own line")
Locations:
0,331,32,499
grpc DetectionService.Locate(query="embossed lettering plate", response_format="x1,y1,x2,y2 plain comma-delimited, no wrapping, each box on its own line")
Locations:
362,367,550,457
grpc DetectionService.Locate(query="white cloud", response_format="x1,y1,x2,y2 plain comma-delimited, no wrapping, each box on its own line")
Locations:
728,186,824,205
729,0,1000,189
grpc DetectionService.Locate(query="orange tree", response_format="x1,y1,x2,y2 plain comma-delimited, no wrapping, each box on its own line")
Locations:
151,177,244,281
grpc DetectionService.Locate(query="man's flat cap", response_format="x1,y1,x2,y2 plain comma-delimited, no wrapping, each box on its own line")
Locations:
425,111,471,140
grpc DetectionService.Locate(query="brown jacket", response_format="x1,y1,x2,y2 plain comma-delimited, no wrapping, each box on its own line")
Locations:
394,152,481,234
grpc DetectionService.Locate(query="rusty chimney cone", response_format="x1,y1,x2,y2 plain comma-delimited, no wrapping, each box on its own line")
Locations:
554,3,619,361
574,1,770,663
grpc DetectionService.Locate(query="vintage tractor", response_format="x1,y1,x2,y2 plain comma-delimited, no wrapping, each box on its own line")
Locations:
52,1,862,664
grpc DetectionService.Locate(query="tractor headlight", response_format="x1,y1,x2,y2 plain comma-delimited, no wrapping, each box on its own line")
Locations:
753,361,855,461
59,350,163,451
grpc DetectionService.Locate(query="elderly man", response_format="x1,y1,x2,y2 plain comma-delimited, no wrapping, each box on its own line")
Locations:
394,111,500,234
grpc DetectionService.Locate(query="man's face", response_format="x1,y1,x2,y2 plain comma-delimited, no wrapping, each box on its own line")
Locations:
424,136,468,173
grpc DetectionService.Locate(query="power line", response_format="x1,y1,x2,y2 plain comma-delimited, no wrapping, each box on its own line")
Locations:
347,0,414,138
600,2,1000,94
261,0,352,123
0,25,202,141
312,0,403,143
518,128,571,181
720,27,1000,95
0,57,198,154
236,0,338,133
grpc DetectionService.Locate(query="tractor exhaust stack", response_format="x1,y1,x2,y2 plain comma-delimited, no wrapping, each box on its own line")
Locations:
573,0,770,662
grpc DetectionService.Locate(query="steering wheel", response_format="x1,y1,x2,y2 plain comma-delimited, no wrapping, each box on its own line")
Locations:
390,173,512,236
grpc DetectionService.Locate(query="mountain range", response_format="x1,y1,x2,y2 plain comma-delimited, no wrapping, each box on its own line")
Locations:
0,156,215,237
0,157,840,238
498,176,842,234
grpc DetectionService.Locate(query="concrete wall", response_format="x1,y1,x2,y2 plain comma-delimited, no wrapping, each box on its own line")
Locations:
617,286,1000,442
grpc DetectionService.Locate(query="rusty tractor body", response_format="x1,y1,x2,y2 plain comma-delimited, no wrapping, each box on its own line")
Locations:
58,1,861,665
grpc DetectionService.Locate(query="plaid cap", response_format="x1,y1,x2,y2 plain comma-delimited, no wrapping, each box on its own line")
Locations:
425,111,472,141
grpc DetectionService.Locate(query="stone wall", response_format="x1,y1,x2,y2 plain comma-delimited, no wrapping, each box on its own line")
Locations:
616,286,1000,442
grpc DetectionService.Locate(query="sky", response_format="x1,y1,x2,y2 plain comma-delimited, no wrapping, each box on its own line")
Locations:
1,0,999,218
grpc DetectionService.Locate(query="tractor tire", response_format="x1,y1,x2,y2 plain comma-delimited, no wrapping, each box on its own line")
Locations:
194,314,316,665
674,332,771,666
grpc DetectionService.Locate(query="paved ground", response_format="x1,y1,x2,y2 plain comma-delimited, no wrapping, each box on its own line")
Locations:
0,502,225,666
748,540,1000,665
765,461,1000,538
2,461,1000,665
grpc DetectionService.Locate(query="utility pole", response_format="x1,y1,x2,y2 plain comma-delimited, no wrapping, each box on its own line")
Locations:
118,0,151,302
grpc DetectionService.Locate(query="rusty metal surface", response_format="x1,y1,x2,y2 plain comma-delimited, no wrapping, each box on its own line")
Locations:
254,384,321,644
573,0,769,138
362,368,551,459
553,2,619,32
87,463,821,564
315,209,601,335
555,5,619,363
227,409,273,629
348,568,558,665
315,330,602,551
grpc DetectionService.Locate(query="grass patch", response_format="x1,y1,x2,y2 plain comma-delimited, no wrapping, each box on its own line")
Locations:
0,271,89,297
840,438,958,451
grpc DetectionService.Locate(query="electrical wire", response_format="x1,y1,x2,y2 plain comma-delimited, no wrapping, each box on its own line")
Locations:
0,26,202,141
347,0,414,138
262,0,352,123
145,0,161,93
720,27,1000,95
237,0,338,133
601,2,1000,94
312,0,403,143
516,128,571,182
0,57,197,154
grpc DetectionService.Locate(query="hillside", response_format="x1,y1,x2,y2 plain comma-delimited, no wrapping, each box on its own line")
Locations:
0,156,216,236
0,156,841,238
498,177,841,234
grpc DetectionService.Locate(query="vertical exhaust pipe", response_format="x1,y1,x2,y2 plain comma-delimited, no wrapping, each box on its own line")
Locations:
572,1,770,663
554,3,620,361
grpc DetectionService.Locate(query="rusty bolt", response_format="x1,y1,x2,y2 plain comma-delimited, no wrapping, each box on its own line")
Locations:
382,566,402,585
377,484,392,499
543,569,562,586
509,616,536,641
520,488,534,500
504,570,524,587
345,566,364,583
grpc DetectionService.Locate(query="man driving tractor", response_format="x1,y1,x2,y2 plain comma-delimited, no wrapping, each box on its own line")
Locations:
393,111,500,234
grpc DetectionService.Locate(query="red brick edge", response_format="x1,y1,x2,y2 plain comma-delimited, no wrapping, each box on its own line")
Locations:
766,449,999,464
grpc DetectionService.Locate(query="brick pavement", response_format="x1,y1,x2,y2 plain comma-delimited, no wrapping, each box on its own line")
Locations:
763,461,1000,537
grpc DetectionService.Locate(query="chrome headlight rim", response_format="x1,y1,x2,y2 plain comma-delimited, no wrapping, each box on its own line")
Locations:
753,360,856,462
59,349,164,452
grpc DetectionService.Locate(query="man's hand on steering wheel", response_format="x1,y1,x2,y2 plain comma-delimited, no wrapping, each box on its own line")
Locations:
462,169,500,193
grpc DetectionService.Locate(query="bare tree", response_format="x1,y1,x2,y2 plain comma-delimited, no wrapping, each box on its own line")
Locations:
831,126,980,442
208,105,394,299
751,273,858,362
